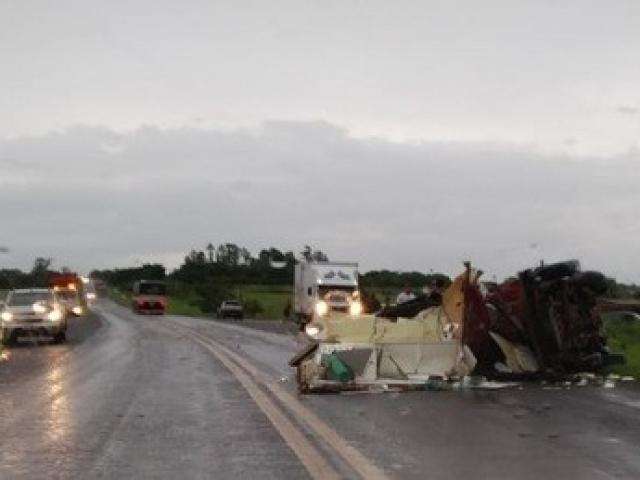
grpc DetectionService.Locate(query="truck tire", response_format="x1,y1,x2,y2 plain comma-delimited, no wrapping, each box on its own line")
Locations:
53,329,67,344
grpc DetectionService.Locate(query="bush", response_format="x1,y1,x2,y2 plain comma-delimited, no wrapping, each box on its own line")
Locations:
283,300,292,318
190,279,231,313
243,299,265,318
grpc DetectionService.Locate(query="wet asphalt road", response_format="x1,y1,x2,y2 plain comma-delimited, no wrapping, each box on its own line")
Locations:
1,300,640,479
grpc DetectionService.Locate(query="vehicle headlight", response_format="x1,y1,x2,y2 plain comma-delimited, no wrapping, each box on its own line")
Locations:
72,306,83,316
1,311,12,322
47,309,63,322
314,300,328,316
305,323,322,338
32,302,48,314
349,301,363,317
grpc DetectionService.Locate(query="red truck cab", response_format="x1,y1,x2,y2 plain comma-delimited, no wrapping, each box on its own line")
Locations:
132,280,167,315
49,272,86,316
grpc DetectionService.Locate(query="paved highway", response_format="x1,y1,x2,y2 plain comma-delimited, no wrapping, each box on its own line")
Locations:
1,299,640,479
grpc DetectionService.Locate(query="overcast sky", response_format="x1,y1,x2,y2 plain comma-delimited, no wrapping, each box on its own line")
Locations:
1,1,639,281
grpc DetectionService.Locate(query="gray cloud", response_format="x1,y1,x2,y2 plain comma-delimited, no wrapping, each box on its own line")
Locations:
617,106,639,115
2,1,640,157
0,122,639,282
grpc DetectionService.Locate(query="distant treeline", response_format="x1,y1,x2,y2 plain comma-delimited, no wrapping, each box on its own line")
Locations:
360,270,451,289
4,247,639,313
89,244,453,291
87,244,455,313
92,245,299,288
91,245,318,312
0,257,58,289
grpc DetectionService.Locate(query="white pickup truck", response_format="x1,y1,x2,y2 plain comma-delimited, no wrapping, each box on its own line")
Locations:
1,288,68,344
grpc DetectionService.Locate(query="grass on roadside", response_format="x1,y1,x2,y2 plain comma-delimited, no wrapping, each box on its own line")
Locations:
108,287,131,306
166,295,205,316
603,312,640,378
238,285,291,319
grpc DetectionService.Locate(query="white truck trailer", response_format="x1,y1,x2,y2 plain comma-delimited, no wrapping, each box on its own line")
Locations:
294,261,360,325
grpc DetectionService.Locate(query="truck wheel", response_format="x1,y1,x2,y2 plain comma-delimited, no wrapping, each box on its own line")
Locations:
53,330,67,344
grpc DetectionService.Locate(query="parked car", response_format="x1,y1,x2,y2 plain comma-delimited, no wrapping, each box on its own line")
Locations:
217,300,244,319
1,288,68,344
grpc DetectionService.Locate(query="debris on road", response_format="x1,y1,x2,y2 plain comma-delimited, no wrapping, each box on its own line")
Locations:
291,260,626,394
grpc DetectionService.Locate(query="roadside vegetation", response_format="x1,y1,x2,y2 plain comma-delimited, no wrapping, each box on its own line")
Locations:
603,311,640,378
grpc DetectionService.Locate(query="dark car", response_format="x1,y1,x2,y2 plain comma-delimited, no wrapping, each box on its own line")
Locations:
217,300,244,319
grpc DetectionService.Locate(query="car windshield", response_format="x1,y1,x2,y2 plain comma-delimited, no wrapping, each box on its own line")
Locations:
139,283,166,295
225,301,240,306
8,292,51,306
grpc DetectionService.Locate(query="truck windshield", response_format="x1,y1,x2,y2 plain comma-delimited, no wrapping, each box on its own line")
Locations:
8,292,51,306
139,283,166,295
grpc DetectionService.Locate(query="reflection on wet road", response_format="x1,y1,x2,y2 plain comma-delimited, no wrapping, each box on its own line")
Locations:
0,303,309,479
2,300,640,480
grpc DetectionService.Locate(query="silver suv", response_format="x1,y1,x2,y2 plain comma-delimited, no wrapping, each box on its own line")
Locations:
1,288,68,344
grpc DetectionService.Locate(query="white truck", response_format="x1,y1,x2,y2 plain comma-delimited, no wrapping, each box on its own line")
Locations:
294,261,360,325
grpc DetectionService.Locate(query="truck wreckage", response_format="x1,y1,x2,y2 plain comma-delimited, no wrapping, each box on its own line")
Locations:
290,260,625,393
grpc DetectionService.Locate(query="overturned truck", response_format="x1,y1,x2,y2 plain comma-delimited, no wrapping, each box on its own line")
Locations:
290,260,624,393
